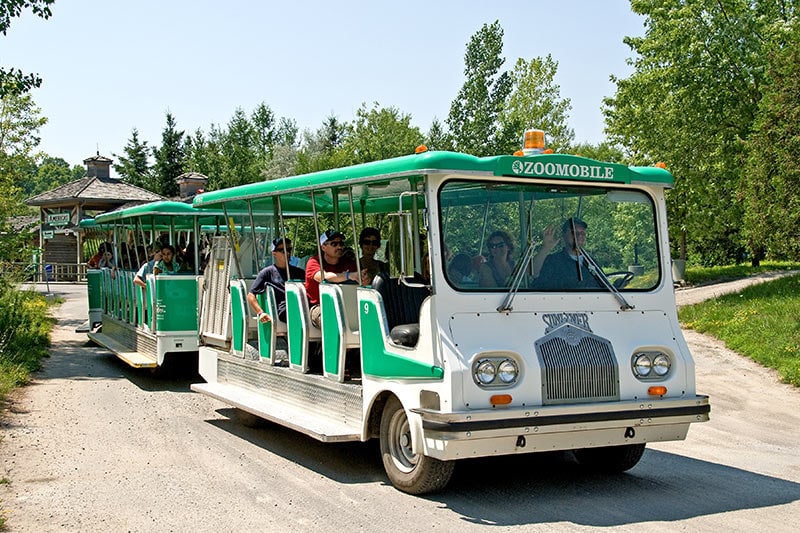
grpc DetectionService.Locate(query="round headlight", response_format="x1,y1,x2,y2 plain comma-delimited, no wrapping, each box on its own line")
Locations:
653,354,671,376
633,353,652,377
497,359,518,384
475,360,497,385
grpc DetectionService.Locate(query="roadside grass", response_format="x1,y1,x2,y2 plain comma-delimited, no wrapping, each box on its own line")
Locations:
0,280,58,405
683,260,800,286
679,274,800,387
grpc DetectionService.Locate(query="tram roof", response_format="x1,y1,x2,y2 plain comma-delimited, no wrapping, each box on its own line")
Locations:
94,200,226,227
192,151,674,212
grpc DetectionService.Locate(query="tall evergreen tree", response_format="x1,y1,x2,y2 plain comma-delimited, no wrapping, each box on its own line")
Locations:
446,21,512,156
425,118,452,151
113,128,153,190
152,112,185,197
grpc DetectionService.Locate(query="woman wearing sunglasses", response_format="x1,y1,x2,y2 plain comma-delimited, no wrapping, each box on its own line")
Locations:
479,230,516,287
358,227,388,279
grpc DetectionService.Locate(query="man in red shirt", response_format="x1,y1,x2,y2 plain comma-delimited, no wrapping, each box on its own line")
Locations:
305,229,365,328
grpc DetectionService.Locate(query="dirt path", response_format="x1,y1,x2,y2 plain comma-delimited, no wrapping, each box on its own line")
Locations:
1,280,799,532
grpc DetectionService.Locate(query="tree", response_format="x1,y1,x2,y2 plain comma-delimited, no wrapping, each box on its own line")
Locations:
425,118,452,151
501,55,574,153
0,0,55,96
340,102,424,165
742,20,800,262
151,112,185,197
446,21,513,156
294,115,350,175
0,91,46,259
603,0,797,265
24,156,83,196
113,128,153,190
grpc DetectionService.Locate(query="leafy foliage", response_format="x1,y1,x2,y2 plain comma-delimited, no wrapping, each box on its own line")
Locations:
0,92,47,260
446,21,514,156
0,279,54,401
340,102,424,165
742,20,800,261
501,55,574,153
604,0,799,265
0,0,55,96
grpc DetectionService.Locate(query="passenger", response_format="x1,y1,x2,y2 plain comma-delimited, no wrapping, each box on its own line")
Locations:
247,238,305,323
87,242,112,268
447,252,477,286
532,217,602,290
479,230,516,287
305,229,366,328
153,244,181,275
133,245,162,289
358,227,388,279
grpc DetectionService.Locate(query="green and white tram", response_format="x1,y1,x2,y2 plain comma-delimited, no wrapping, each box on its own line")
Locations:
189,138,710,494
86,201,226,369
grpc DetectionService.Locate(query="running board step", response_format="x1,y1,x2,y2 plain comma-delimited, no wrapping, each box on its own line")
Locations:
88,331,158,368
191,381,362,443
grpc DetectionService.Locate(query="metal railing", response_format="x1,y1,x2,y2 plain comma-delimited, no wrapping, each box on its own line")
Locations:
0,262,88,282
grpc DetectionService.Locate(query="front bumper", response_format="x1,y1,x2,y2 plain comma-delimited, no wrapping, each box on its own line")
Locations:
412,395,710,460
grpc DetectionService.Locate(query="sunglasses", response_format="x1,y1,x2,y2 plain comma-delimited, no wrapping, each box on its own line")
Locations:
327,241,344,247
361,239,380,246
488,241,507,249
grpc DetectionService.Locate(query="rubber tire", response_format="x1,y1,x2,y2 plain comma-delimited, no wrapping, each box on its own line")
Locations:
574,443,646,473
379,396,455,494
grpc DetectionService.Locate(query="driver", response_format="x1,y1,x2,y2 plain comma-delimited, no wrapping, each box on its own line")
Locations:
531,217,602,290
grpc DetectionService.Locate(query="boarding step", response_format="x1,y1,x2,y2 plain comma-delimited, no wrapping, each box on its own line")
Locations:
88,331,158,368
191,381,362,442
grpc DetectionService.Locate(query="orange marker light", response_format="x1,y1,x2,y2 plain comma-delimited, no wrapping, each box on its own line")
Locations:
648,386,667,396
513,150,525,156
655,161,667,169
415,144,428,154
543,148,554,154
490,394,513,405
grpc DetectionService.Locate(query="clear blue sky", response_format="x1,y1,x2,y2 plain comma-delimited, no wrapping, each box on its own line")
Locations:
5,0,644,173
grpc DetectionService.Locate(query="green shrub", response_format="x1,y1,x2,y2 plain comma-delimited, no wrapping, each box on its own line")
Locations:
0,279,54,401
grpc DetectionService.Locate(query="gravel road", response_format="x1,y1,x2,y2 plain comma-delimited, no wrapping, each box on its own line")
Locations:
1,277,799,532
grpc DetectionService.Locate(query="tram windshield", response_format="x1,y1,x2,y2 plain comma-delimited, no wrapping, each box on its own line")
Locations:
439,180,661,292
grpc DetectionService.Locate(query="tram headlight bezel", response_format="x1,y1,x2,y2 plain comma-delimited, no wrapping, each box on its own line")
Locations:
632,351,672,380
472,356,519,387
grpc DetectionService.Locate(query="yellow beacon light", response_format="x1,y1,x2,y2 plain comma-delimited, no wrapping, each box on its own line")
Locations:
522,129,545,155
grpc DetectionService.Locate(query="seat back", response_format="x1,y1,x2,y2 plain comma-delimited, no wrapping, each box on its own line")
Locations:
371,273,430,330
319,283,360,382
284,281,321,373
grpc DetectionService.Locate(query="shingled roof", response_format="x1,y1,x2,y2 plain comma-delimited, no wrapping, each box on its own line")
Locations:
25,176,164,206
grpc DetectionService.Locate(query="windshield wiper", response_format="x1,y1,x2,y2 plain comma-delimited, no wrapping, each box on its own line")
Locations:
579,247,635,311
497,241,537,312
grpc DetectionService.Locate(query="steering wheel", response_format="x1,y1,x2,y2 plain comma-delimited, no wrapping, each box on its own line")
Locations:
605,271,635,289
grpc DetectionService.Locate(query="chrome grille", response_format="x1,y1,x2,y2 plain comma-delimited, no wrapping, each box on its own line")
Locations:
535,324,619,405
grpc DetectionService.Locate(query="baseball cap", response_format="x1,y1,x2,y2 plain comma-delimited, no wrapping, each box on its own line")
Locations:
320,229,344,245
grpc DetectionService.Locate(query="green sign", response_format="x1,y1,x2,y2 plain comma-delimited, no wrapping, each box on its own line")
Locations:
42,230,54,239
47,212,70,226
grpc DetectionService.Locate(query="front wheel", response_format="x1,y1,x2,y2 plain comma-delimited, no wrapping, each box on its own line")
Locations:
379,396,455,494
574,443,646,473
